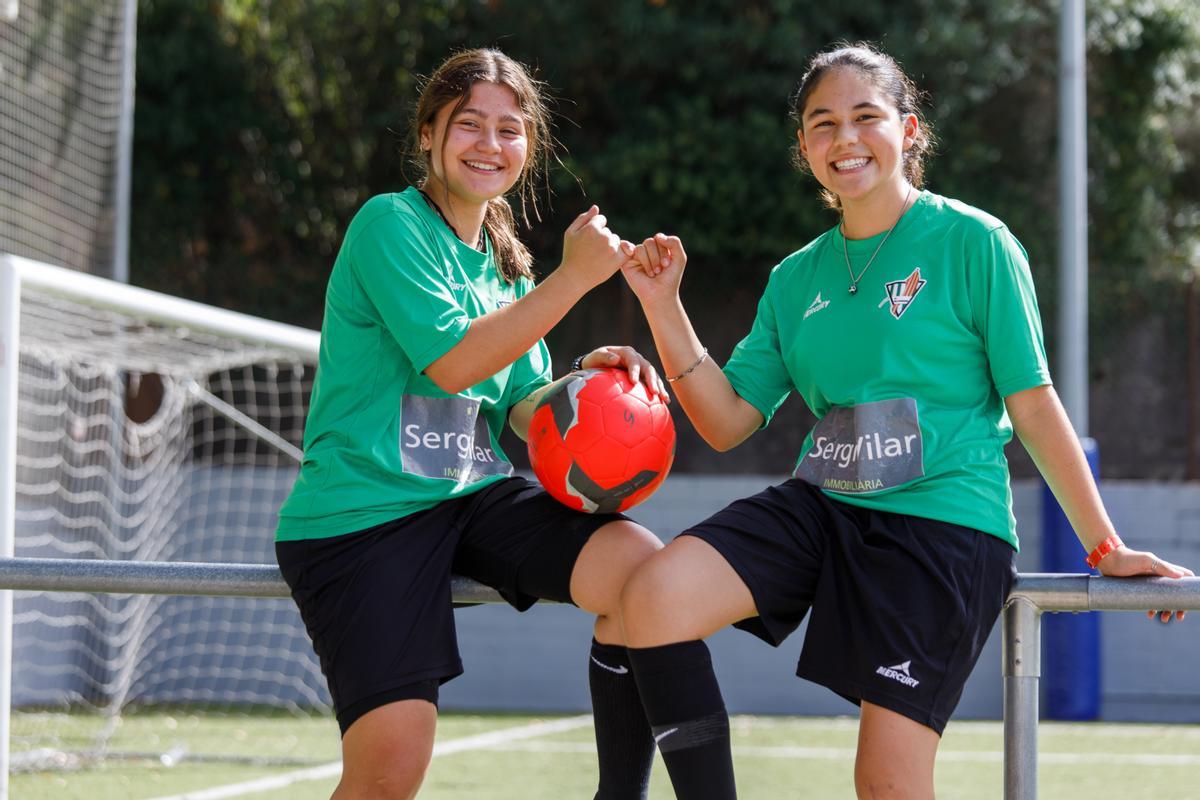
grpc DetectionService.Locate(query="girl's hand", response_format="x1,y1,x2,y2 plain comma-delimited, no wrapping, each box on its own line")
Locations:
560,206,634,292
575,345,669,403
621,233,687,307
1097,545,1194,623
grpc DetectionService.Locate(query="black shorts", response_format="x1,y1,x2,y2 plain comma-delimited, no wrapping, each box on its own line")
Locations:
275,476,627,734
685,478,1015,735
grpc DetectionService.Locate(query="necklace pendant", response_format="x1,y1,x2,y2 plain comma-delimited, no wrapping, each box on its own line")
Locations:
848,284,858,295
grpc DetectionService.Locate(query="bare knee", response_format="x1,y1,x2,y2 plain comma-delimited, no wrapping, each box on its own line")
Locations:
854,704,937,800
570,520,662,616
615,523,666,576
621,551,683,616
337,700,437,800
619,537,756,647
854,764,934,800
618,551,701,645
336,762,429,800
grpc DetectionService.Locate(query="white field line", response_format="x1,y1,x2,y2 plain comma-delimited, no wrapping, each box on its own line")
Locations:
143,714,594,800
491,739,1200,767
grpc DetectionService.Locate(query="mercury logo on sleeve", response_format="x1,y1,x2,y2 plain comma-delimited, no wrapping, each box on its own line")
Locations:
794,397,924,493
400,395,513,484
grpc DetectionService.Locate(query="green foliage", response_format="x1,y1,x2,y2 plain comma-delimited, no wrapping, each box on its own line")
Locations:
1086,0,1200,301
131,0,468,325
129,0,1200,352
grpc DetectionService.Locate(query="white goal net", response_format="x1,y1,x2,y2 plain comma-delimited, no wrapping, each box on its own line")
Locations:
0,0,134,278
1,256,331,778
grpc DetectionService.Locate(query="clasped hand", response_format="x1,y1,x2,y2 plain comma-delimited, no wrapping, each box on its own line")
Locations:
559,206,636,291
620,232,687,307
557,211,666,400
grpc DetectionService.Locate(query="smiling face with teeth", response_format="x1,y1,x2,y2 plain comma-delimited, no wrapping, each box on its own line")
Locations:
796,66,919,228
420,80,530,222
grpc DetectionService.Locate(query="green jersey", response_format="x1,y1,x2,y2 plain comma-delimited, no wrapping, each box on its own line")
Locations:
276,188,552,541
724,192,1049,546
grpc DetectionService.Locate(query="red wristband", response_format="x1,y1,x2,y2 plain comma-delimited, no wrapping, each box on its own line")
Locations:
1085,534,1124,569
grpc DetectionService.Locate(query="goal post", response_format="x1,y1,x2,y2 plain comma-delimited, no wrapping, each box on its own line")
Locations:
5,256,321,354
0,257,19,800
0,254,327,793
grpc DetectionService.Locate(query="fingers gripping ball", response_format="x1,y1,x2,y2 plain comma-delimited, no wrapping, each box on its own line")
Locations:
528,368,675,513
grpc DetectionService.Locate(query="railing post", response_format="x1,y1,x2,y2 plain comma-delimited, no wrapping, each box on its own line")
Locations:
1004,596,1041,800
0,256,21,800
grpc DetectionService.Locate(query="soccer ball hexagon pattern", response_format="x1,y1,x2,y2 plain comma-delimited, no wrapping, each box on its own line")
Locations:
528,368,675,513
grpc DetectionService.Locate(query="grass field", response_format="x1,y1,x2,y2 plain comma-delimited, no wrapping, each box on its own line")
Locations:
10,710,1200,799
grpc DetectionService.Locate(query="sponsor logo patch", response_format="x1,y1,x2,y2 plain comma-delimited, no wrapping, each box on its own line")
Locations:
400,395,512,484
794,397,924,493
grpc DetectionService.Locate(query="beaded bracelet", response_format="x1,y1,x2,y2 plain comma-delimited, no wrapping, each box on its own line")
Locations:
666,347,709,383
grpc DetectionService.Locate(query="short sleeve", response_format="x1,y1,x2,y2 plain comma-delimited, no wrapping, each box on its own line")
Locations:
506,279,553,404
969,226,1051,397
722,270,794,426
349,208,470,373
508,340,553,405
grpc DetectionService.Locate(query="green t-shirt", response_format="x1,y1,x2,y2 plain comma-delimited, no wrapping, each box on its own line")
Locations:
724,191,1049,547
276,188,552,541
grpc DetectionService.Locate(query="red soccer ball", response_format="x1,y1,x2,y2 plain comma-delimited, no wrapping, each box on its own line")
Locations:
528,367,675,513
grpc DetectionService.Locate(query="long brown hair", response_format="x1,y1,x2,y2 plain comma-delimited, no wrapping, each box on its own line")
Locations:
408,49,554,283
789,43,937,210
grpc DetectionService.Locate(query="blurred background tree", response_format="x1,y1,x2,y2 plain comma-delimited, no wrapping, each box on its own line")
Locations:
129,0,1200,476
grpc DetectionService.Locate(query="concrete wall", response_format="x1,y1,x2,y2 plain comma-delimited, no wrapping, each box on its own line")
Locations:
442,476,1200,723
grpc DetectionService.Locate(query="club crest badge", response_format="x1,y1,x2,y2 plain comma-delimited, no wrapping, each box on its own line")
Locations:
880,268,927,319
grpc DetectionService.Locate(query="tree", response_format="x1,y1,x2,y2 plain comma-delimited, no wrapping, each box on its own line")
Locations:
130,0,1200,475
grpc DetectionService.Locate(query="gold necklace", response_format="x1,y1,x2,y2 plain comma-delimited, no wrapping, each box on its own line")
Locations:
842,186,914,295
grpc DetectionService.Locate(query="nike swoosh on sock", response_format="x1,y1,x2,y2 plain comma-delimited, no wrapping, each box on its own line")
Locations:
591,655,630,675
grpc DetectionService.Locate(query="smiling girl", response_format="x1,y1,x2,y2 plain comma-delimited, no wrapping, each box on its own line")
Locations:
275,49,664,800
616,42,1191,799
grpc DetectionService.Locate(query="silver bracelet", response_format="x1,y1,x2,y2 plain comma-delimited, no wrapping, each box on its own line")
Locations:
666,347,709,382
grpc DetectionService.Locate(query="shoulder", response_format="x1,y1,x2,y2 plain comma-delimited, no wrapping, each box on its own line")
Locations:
346,189,436,249
914,195,1034,307
763,224,838,288
919,192,1011,240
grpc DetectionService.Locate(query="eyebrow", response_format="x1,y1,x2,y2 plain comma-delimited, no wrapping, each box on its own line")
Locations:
805,101,884,121
458,106,525,125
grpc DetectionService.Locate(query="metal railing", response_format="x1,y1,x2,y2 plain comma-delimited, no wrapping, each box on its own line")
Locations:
1002,574,1200,799
0,556,500,602
0,558,1197,800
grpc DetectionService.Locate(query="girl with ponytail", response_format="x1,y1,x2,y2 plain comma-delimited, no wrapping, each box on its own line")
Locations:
276,48,664,800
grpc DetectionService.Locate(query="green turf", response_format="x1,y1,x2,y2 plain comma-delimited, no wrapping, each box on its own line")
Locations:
9,711,1200,799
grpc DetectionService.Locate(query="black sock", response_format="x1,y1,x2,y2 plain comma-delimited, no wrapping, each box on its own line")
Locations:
628,640,736,800
590,639,654,800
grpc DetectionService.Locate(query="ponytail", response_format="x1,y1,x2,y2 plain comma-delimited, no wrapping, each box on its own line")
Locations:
484,197,534,282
